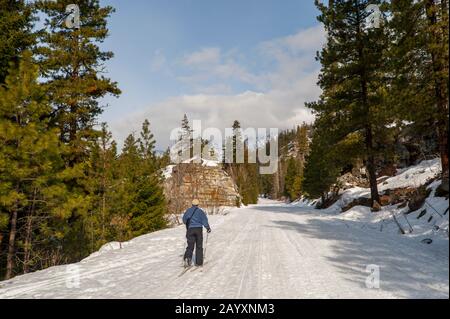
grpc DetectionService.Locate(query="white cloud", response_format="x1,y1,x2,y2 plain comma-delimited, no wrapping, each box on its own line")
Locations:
111,89,316,149
178,47,258,89
110,25,326,149
261,24,326,57
183,47,221,66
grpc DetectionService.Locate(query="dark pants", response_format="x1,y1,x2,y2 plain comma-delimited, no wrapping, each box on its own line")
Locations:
184,227,204,265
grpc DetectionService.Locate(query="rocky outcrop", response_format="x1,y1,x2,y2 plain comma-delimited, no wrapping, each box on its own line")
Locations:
163,163,240,215
338,172,370,189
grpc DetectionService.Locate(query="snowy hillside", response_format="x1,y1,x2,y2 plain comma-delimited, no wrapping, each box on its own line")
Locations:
323,159,447,242
293,159,448,244
320,159,443,212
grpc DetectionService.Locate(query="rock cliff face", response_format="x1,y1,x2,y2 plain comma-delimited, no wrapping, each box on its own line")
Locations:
163,163,240,214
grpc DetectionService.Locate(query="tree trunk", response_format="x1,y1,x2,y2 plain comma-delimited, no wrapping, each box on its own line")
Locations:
6,205,18,280
437,121,449,191
23,215,33,274
355,4,380,207
425,0,449,190
366,126,381,206
23,188,37,274
320,193,327,208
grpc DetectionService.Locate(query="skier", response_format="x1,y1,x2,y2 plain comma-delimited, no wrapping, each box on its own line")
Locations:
182,199,211,268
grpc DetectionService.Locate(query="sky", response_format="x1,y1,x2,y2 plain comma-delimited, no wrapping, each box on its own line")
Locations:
98,0,325,150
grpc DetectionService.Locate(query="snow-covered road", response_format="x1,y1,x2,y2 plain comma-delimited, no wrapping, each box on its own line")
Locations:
0,200,448,299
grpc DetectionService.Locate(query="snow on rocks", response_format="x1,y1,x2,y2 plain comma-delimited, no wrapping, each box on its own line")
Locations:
162,165,176,180
315,159,449,246
320,159,444,215
379,158,441,192
291,197,318,208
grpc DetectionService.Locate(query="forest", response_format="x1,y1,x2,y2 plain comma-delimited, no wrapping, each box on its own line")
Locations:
263,0,448,210
0,0,448,282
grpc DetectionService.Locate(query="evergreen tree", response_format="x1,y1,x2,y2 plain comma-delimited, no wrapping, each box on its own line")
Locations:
285,158,302,201
223,121,259,205
116,125,168,239
0,0,35,84
303,129,340,202
140,119,156,160
241,142,260,205
136,119,167,234
176,114,195,159
282,123,310,201
33,0,121,261
139,119,158,172
310,0,391,206
0,53,67,279
303,115,363,203
35,0,121,163
85,123,117,248
297,124,310,164
388,0,449,187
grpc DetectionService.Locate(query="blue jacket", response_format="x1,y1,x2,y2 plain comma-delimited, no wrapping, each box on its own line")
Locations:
183,206,210,230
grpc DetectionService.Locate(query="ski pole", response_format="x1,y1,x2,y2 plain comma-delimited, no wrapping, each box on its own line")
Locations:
204,232,209,261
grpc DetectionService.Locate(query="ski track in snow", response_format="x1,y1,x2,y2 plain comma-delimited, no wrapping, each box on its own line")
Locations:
0,199,448,299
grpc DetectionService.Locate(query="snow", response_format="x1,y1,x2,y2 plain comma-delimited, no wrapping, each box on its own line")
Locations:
313,159,448,247
323,159,443,214
0,198,447,299
182,156,219,167
162,158,220,180
162,165,176,180
290,197,317,208
0,160,447,299
84,242,131,261
379,158,441,191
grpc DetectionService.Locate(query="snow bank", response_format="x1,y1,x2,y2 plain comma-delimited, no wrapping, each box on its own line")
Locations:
321,187,370,214
331,162,448,245
291,197,318,208
337,189,448,245
84,242,132,261
321,159,443,214
297,159,448,247
379,158,441,192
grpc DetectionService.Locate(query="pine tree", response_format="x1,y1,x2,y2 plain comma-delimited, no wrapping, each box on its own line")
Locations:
223,121,259,205
33,0,121,261
310,0,391,206
285,158,302,201
116,125,168,239
388,0,449,188
139,119,158,172
140,119,156,160
35,0,121,163
174,114,196,160
0,0,35,84
303,114,363,203
84,123,117,248
303,128,340,202
297,124,310,164
242,142,260,205
0,52,66,279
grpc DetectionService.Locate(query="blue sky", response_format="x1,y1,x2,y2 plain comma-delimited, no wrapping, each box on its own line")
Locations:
98,0,324,148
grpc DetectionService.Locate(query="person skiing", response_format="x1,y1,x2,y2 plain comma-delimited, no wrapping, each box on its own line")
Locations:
182,199,211,267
